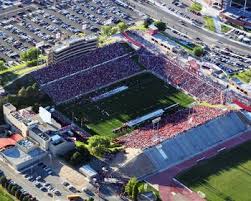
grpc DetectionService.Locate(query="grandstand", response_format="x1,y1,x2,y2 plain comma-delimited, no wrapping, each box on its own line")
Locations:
137,48,225,105
119,110,248,178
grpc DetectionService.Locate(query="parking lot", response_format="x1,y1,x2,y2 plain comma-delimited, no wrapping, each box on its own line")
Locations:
0,0,140,65
21,162,70,200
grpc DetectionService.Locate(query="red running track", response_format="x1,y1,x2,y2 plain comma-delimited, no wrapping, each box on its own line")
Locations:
147,130,251,201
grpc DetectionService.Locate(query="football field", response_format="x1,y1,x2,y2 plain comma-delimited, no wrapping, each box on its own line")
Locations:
177,140,251,201
59,72,194,137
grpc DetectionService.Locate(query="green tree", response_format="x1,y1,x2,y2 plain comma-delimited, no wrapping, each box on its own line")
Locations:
7,182,13,192
87,136,111,157
125,177,138,197
15,189,22,199
111,27,118,35
190,2,202,13
132,181,140,200
100,25,113,36
0,60,6,71
18,87,27,97
154,21,167,31
22,195,30,201
143,17,153,28
117,22,128,33
20,47,41,62
193,46,204,57
0,176,7,185
10,185,18,195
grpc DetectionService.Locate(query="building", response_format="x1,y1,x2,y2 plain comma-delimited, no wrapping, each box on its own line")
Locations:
1,138,47,171
3,103,76,157
3,103,37,137
150,33,179,54
48,36,97,64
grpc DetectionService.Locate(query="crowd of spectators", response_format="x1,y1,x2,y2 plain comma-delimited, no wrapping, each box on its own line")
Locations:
42,55,142,103
32,42,132,85
117,106,228,148
137,48,224,104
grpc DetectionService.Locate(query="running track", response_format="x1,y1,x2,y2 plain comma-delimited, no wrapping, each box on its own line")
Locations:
147,130,251,201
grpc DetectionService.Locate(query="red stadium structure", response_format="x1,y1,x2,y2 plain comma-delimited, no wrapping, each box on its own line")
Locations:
0,134,23,150
233,99,251,112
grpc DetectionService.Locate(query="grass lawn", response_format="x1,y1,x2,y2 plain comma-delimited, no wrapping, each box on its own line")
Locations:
177,140,251,201
220,24,232,34
234,69,251,83
0,186,15,201
189,2,202,12
204,16,216,32
59,72,194,138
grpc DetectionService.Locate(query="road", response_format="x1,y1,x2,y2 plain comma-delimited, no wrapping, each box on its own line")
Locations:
128,0,251,56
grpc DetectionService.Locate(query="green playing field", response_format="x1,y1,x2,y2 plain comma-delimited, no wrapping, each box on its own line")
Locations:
58,72,194,137
177,140,251,201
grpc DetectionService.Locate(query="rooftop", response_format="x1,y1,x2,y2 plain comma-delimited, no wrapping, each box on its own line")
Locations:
2,146,46,167
53,35,97,53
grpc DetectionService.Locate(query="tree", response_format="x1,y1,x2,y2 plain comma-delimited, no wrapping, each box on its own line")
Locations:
132,181,140,201
0,60,6,71
100,25,113,36
143,17,153,28
7,182,13,193
193,46,204,57
111,27,118,35
190,2,202,13
125,177,138,197
19,193,25,201
154,21,167,31
117,22,128,33
87,136,111,157
22,195,30,201
18,87,27,97
0,176,7,185
15,189,22,199
10,185,18,195
20,47,41,62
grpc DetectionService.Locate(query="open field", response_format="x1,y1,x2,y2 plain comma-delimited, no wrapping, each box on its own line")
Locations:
59,72,194,138
204,16,215,32
234,69,251,83
0,186,15,201
177,140,251,201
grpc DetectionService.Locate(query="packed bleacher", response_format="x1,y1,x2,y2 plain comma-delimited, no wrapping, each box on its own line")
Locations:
32,42,132,85
137,48,224,104
117,106,229,148
42,56,142,103
121,110,247,177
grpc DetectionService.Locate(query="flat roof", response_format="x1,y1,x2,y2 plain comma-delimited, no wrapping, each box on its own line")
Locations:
53,36,97,53
2,146,45,166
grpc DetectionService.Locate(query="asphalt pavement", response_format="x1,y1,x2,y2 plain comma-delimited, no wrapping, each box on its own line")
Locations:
128,0,251,56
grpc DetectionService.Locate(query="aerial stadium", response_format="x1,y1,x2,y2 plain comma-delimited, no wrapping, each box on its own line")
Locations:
32,31,251,201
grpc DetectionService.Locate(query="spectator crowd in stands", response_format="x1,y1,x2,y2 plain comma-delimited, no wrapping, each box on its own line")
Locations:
42,56,142,103
137,48,224,104
32,42,132,85
117,106,227,148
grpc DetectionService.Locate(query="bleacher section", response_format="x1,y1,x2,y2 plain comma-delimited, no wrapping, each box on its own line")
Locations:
120,112,247,178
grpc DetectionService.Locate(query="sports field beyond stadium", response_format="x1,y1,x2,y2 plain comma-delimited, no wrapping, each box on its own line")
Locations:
177,140,251,201
59,72,194,137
